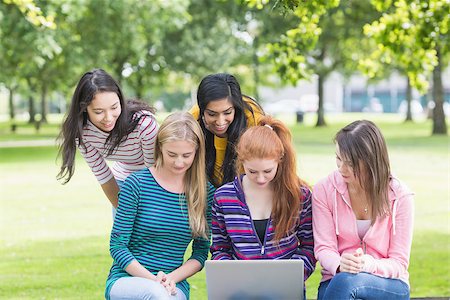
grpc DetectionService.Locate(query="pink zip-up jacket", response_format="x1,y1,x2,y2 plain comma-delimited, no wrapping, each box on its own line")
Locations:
312,170,414,285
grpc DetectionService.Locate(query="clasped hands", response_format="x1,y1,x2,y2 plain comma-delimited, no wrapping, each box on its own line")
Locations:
155,271,177,296
339,247,366,274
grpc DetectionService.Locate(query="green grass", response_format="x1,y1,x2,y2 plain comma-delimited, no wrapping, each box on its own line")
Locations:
0,113,449,299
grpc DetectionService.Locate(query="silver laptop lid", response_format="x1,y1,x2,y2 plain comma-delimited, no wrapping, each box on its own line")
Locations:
205,260,304,300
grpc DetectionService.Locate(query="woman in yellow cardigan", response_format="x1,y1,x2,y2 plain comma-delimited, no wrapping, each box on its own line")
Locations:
190,73,264,187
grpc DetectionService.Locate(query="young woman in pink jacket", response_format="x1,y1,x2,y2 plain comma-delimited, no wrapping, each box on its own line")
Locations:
312,120,414,299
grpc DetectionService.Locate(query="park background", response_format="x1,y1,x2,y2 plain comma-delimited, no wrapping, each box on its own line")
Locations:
0,0,449,299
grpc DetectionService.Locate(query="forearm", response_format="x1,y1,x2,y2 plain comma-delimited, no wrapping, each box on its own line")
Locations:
210,234,233,260
211,201,233,260
168,259,202,283
101,177,120,208
292,247,316,279
124,260,157,281
362,255,408,278
211,250,233,260
295,190,316,278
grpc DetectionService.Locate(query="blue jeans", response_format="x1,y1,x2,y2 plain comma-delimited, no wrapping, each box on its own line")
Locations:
317,272,410,300
109,277,186,300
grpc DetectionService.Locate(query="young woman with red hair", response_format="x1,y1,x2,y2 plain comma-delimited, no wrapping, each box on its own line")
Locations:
210,116,316,294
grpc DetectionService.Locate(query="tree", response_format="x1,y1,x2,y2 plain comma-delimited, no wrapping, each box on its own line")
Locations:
162,0,298,99
0,0,62,123
254,0,381,126
363,0,449,134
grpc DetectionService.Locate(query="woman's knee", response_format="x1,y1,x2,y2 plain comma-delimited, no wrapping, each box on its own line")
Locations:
323,272,410,300
110,277,171,300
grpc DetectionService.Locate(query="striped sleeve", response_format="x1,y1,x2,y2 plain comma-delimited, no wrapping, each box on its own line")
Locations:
210,188,234,260
109,173,140,269
188,184,215,268
138,113,158,168
78,140,113,184
291,188,316,280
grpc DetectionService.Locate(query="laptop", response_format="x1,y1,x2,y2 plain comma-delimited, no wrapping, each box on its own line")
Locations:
205,260,304,300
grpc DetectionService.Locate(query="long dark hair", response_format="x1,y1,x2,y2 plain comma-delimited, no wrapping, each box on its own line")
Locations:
57,68,155,184
236,116,309,241
197,73,258,187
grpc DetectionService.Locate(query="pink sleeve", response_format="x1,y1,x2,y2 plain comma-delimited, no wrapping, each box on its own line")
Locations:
139,114,158,168
362,193,414,278
78,141,113,184
312,182,341,275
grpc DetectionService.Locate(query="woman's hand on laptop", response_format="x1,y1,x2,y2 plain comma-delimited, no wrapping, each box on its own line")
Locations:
155,271,177,296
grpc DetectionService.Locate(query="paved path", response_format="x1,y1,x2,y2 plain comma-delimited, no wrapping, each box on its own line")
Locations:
0,139,57,148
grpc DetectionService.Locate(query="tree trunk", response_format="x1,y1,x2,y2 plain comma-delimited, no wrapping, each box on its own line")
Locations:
28,95,36,124
40,84,48,123
253,36,260,101
8,87,15,120
405,76,413,122
26,77,36,123
135,71,144,100
316,74,326,127
432,46,447,135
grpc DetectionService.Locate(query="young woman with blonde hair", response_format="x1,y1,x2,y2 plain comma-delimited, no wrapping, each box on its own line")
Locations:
211,116,316,294
105,112,215,300
313,120,414,299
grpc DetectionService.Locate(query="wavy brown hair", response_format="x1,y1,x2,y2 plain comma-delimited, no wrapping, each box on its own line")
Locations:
236,116,308,242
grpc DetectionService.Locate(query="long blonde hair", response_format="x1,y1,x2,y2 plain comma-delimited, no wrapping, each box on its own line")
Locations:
236,116,309,242
154,112,208,239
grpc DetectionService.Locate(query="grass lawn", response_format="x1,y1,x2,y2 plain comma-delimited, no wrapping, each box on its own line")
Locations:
0,113,449,299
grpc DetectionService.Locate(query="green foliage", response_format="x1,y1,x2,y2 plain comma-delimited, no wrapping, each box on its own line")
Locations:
3,0,56,28
362,0,449,93
262,0,341,84
159,91,191,112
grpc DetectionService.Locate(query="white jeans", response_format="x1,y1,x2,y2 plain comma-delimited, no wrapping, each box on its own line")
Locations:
109,277,187,300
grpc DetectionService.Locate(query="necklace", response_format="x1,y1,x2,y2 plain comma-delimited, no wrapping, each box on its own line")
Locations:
364,207,368,213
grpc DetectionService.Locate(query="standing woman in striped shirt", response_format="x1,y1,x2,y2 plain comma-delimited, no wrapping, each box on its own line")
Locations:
105,112,215,300
211,116,316,293
57,69,158,210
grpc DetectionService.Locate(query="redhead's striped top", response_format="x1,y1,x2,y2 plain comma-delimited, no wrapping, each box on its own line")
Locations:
211,175,316,281
78,111,158,184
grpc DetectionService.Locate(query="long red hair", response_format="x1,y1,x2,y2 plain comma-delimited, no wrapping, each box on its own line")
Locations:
236,116,308,241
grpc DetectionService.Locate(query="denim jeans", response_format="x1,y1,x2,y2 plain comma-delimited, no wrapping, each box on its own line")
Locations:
109,277,186,300
317,272,410,300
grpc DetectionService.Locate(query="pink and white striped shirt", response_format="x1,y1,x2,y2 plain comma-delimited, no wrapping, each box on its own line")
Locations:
78,111,158,184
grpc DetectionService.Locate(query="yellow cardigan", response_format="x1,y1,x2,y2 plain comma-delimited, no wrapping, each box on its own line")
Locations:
189,96,264,185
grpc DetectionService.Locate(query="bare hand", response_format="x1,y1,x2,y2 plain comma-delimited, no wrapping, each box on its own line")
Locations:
339,248,363,273
155,271,177,295
162,277,177,296
155,271,166,284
